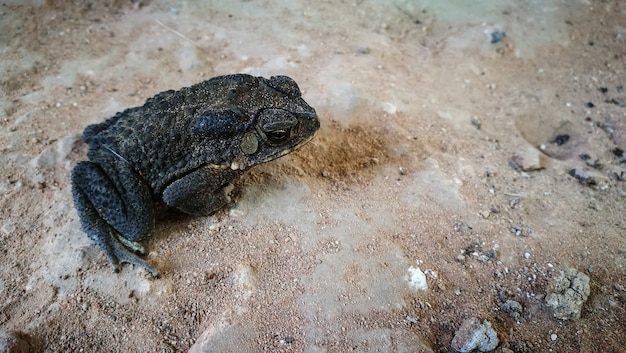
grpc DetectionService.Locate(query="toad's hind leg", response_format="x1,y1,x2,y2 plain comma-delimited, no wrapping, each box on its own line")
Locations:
71,160,160,278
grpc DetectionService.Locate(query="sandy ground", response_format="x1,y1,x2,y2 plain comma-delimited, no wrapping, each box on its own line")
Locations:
1,0,625,352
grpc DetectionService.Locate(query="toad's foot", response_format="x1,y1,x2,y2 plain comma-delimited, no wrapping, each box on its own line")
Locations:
107,231,161,278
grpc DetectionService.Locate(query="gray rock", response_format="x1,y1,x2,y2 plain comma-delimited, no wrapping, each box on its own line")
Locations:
546,268,590,320
0,330,31,353
500,300,523,321
451,317,499,352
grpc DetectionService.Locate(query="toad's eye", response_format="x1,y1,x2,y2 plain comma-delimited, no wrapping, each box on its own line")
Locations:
265,128,291,143
258,109,298,145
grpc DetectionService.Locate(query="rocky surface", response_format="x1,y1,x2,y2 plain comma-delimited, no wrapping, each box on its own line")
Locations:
1,1,625,352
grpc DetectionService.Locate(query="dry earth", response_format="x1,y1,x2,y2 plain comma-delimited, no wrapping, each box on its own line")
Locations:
1,1,625,352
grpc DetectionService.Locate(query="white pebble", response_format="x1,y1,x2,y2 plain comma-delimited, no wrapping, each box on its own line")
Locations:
551,333,557,341
407,266,427,291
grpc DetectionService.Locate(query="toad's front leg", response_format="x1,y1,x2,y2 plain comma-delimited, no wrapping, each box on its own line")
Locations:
162,166,242,216
71,158,161,278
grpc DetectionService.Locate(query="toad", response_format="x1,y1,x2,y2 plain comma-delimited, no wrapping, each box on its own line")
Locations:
71,74,319,277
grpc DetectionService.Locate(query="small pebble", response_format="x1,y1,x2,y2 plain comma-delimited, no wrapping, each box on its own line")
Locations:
490,31,506,43
551,333,557,341
405,315,418,324
500,300,523,320
552,134,570,146
471,117,481,129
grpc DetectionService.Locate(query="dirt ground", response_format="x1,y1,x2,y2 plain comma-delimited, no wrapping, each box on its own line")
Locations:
1,1,625,352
